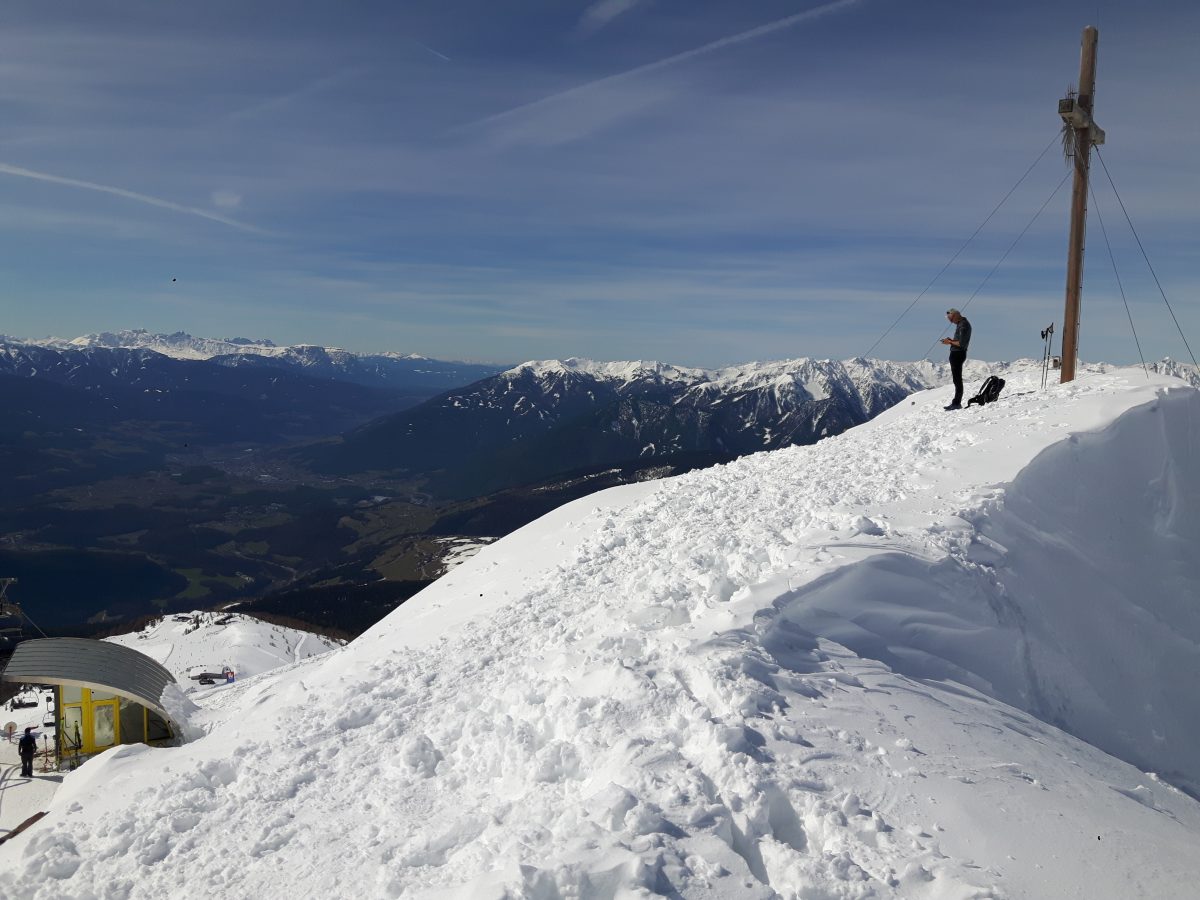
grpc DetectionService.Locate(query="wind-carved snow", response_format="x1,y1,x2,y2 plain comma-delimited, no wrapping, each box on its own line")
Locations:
2,370,1199,899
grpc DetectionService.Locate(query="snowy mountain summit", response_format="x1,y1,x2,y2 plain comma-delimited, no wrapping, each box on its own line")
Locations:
23,329,459,369
3,367,1199,899
504,355,948,402
44,329,283,360
104,611,342,686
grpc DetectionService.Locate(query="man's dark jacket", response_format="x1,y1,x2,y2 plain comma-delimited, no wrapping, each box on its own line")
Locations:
953,317,972,354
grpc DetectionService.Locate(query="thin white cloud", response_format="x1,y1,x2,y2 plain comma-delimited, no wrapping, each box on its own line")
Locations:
470,0,865,132
579,0,647,34
226,66,367,124
211,189,243,210
0,160,265,233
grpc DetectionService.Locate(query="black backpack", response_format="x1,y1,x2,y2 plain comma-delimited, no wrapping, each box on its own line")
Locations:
967,375,1005,407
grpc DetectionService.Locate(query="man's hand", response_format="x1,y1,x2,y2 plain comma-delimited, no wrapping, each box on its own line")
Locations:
941,338,952,345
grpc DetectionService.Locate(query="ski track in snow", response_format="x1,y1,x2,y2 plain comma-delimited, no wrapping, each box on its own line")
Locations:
2,371,1199,899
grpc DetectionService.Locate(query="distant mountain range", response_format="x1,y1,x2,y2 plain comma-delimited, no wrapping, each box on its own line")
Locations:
4,329,1189,636
0,332,504,501
6,331,1187,509
313,355,1200,499
5,329,506,393
309,356,1003,497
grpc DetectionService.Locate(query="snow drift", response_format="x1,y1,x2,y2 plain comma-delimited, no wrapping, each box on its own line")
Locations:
1,368,1198,899
761,385,1200,794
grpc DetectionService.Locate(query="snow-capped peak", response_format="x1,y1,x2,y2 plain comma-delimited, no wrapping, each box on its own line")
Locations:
501,355,1051,406
13,330,421,363
505,357,709,385
37,330,286,360
379,352,433,361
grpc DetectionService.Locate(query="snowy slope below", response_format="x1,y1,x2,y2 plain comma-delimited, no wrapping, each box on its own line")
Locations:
104,612,342,686
2,369,1198,899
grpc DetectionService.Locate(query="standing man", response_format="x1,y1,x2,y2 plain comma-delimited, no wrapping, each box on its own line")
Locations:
941,308,972,410
18,726,36,778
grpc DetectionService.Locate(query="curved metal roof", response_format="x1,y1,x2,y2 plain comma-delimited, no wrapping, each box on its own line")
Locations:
0,638,179,732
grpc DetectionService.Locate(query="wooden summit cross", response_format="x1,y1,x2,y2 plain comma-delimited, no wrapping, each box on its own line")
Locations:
1059,26,1105,384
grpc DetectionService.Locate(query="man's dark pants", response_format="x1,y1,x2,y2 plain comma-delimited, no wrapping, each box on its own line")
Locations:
20,756,33,777
949,349,967,405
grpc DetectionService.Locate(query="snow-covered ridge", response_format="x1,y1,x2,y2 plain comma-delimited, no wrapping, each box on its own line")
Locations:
104,611,342,686
36,330,285,361
504,355,1037,411
1,369,1198,899
507,355,1200,403
507,357,710,384
8,330,439,364
0,331,508,393
511,354,1010,387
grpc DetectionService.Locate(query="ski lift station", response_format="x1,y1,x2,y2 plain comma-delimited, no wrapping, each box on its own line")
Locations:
0,638,180,764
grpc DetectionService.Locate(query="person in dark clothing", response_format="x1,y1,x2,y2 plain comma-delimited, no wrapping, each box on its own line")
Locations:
18,726,36,777
941,308,972,410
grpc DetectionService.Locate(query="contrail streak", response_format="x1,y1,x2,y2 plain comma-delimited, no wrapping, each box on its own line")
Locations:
0,161,266,233
414,40,452,62
471,0,864,130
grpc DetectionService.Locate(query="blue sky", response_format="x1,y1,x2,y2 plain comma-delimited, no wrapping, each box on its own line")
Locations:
1,0,1197,366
